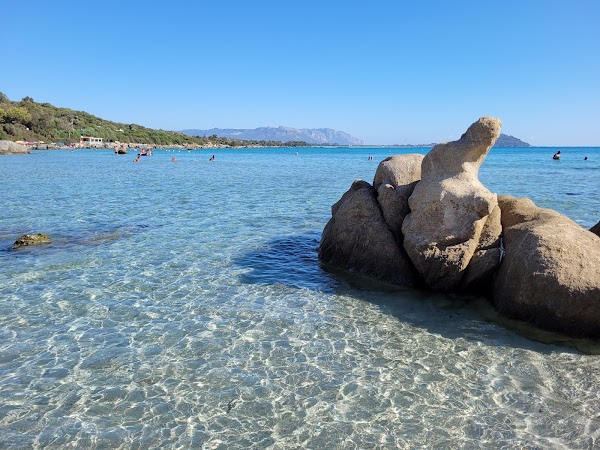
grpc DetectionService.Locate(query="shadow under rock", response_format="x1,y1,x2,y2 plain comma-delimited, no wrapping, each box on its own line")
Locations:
327,265,600,355
235,232,334,291
235,232,599,355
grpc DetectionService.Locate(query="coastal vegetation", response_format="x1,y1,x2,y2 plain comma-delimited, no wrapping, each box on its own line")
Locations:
0,92,309,147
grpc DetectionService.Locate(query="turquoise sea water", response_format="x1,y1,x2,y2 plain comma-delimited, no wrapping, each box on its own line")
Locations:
0,147,599,449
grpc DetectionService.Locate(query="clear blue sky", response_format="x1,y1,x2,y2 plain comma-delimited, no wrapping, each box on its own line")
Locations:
3,0,599,145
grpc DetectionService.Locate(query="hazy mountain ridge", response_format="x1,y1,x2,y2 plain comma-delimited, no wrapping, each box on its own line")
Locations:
388,133,531,148
182,127,529,147
181,126,364,145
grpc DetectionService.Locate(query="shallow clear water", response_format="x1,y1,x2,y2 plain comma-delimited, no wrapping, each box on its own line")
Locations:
0,147,599,449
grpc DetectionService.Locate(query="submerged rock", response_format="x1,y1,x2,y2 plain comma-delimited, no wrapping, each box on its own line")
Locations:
319,180,420,287
493,196,600,337
402,117,503,291
0,140,29,155
13,233,51,248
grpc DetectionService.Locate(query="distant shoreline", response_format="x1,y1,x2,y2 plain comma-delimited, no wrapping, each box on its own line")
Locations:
26,143,600,151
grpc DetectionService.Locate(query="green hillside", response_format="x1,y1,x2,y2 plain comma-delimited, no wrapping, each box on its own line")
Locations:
0,92,309,147
0,93,206,145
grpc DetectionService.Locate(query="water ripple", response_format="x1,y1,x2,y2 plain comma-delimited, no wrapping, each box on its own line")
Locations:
0,148,599,448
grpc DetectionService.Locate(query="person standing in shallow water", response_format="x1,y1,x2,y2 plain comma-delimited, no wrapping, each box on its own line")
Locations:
553,150,561,160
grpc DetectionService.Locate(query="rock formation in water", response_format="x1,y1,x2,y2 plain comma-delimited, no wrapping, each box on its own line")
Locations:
493,196,600,337
319,116,600,338
402,117,503,291
319,179,420,287
0,140,29,155
373,154,424,243
13,233,51,248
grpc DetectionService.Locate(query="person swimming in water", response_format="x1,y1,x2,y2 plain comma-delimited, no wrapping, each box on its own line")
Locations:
553,150,561,160
209,155,215,161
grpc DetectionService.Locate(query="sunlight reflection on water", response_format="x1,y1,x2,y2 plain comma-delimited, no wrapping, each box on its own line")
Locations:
0,147,599,448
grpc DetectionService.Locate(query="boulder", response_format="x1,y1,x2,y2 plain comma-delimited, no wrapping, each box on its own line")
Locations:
493,196,600,337
402,117,503,291
460,205,503,292
591,220,600,237
319,180,420,287
373,154,424,242
13,233,51,248
373,154,424,191
0,140,29,155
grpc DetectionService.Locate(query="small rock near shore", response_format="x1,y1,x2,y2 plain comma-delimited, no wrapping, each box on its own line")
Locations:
13,233,51,248
0,140,29,155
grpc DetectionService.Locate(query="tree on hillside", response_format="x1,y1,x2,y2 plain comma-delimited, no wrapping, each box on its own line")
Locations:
1,106,32,125
0,92,8,103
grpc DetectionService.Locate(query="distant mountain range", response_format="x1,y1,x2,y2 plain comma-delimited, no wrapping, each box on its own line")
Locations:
181,127,530,147
181,126,364,145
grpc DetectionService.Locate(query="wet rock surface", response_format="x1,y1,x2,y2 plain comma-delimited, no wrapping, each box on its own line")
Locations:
13,233,51,248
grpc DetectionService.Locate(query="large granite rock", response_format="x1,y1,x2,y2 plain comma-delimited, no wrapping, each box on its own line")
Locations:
0,140,29,155
318,116,600,338
591,220,600,237
13,233,51,248
319,180,420,287
373,154,424,242
493,196,600,337
402,117,503,291
373,154,424,191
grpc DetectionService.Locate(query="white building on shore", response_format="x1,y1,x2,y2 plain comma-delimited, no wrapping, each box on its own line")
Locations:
80,136,103,147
